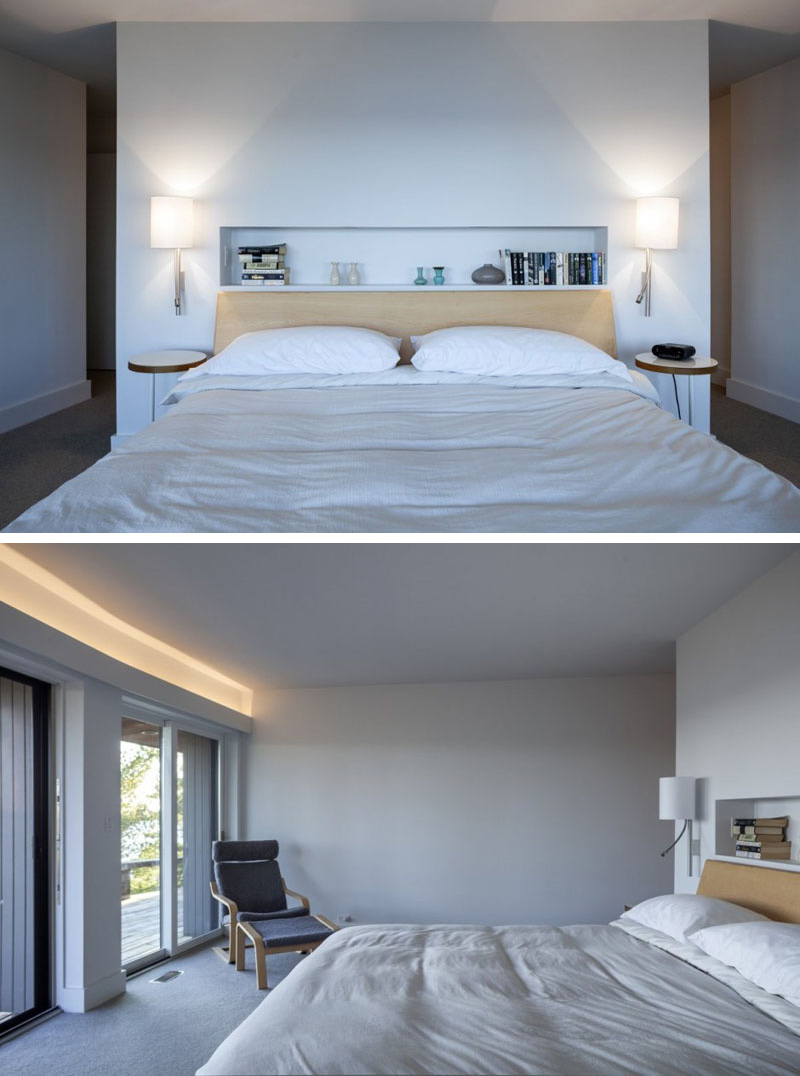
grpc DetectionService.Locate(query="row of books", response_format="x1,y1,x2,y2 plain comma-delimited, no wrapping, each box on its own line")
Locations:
503,250,607,287
238,245,290,286
731,816,791,860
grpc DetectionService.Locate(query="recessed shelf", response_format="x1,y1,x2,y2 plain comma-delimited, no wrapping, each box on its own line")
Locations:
715,795,798,866
219,283,610,293
219,225,609,288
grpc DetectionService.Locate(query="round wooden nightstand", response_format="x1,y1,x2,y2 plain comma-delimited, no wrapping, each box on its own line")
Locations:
635,353,718,428
128,350,207,422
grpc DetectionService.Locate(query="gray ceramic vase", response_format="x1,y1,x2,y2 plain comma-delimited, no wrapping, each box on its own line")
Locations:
471,262,506,285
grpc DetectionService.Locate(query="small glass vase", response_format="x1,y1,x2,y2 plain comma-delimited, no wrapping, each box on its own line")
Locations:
330,261,341,286
433,266,445,286
347,262,360,286
414,267,427,286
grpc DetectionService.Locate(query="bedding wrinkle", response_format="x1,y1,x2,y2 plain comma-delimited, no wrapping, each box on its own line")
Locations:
197,924,800,1076
7,376,799,533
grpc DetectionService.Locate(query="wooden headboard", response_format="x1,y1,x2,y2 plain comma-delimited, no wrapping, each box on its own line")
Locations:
212,288,617,361
697,859,800,923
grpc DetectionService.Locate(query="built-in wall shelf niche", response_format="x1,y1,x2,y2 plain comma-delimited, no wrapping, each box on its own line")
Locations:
219,225,609,289
714,796,800,872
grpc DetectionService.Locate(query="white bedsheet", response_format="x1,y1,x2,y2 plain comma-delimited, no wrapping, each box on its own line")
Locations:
5,369,799,532
197,922,800,1076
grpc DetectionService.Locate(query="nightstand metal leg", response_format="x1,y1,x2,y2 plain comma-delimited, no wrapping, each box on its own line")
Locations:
151,373,156,423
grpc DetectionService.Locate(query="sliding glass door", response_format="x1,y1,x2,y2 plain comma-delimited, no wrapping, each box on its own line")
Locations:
120,719,165,970
121,716,219,972
0,668,50,1036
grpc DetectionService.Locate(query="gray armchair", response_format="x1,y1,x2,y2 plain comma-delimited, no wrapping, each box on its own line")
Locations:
210,840,310,964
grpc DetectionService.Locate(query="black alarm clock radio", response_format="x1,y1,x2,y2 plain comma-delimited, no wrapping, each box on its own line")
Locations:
652,343,696,361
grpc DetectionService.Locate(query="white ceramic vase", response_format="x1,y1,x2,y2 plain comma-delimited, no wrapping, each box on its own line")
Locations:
330,261,341,285
347,262,360,285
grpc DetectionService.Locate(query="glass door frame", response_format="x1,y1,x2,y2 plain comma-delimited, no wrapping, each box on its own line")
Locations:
121,706,224,974
0,665,51,1037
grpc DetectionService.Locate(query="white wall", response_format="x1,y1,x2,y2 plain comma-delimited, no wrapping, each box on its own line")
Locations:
115,21,711,437
0,47,89,434
729,57,800,423
247,675,675,926
87,153,117,370
709,94,731,384
674,552,800,893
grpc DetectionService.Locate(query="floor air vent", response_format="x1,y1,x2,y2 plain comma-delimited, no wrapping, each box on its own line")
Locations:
150,970,184,983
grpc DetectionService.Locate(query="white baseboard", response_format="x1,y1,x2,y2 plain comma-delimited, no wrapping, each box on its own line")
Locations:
0,380,92,435
726,378,800,424
58,968,126,1013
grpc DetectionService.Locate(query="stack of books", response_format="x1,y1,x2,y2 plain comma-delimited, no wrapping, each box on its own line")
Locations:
503,250,606,287
239,245,289,286
732,816,791,860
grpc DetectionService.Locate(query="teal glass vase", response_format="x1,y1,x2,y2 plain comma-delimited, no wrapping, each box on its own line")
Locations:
414,267,427,286
433,266,445,286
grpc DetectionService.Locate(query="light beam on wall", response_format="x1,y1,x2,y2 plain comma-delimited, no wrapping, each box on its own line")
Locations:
0,547,253,715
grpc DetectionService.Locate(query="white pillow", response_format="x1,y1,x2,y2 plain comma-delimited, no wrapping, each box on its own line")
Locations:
410,325,630,379
621,893,768,943
197,326,401,376
691,922,800,1006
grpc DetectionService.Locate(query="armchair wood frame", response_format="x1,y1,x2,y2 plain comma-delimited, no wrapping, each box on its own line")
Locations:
210,877,312,965
236,914,339,989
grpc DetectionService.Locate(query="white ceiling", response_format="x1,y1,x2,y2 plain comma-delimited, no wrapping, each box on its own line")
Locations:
4,1,800,34
10,544,796,698
1,2,798,116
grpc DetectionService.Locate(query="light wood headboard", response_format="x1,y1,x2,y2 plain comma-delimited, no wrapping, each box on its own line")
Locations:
212,289,617,361
697,860,800,923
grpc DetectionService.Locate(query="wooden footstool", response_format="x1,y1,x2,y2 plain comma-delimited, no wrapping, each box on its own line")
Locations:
236,914,338,989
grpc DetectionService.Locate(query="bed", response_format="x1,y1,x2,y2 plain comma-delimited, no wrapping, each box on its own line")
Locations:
197,861,800,1076
5,290,799,533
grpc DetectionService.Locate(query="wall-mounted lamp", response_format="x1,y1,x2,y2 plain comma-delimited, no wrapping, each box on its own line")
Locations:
151,196,193,315
635,197,679,316
659,775,697,876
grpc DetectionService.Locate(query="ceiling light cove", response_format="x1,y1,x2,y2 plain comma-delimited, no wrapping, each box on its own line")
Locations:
0,546,253,715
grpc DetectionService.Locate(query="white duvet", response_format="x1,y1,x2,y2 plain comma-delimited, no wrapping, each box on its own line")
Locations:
197,922,800,1076
5,368,799,532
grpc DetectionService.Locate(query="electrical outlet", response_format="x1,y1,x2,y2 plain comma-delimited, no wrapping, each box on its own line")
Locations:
337,914,353,924
105,815,114,832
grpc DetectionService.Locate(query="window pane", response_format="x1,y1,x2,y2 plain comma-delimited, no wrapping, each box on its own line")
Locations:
120,719,162,968
177,730,217,945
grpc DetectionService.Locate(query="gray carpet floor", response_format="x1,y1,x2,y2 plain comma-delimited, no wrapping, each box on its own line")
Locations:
0,370,116,530
0,374,797,530
0,943,303,1076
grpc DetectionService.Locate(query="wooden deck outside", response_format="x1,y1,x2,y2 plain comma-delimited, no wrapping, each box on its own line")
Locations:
121,891,189,966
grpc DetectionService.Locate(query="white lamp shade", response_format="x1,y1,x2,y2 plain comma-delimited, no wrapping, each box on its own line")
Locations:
151,196,193,249
659,776,696,820
635,197,679,250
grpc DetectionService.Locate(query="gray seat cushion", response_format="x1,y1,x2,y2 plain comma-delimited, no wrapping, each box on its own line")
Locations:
233,907,310,924
215,858,287,913
244,917,335,949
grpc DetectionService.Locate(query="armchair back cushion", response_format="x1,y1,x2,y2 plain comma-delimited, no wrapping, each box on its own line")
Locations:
214,858,288,914
212,840,279,862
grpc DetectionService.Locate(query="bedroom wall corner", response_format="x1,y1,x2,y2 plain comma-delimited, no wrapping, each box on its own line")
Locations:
674,551,800,894
245,673,676,927
114,20,711,437
0,47,89,434
728,56,800,423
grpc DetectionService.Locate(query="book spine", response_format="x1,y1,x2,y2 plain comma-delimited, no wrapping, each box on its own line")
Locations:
238,245,286,255
504,249,512,286
579,254,587,286
556,252,564,286
591,252,599,285
599,251,605,285
528,253,537,285
514,252,522,286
